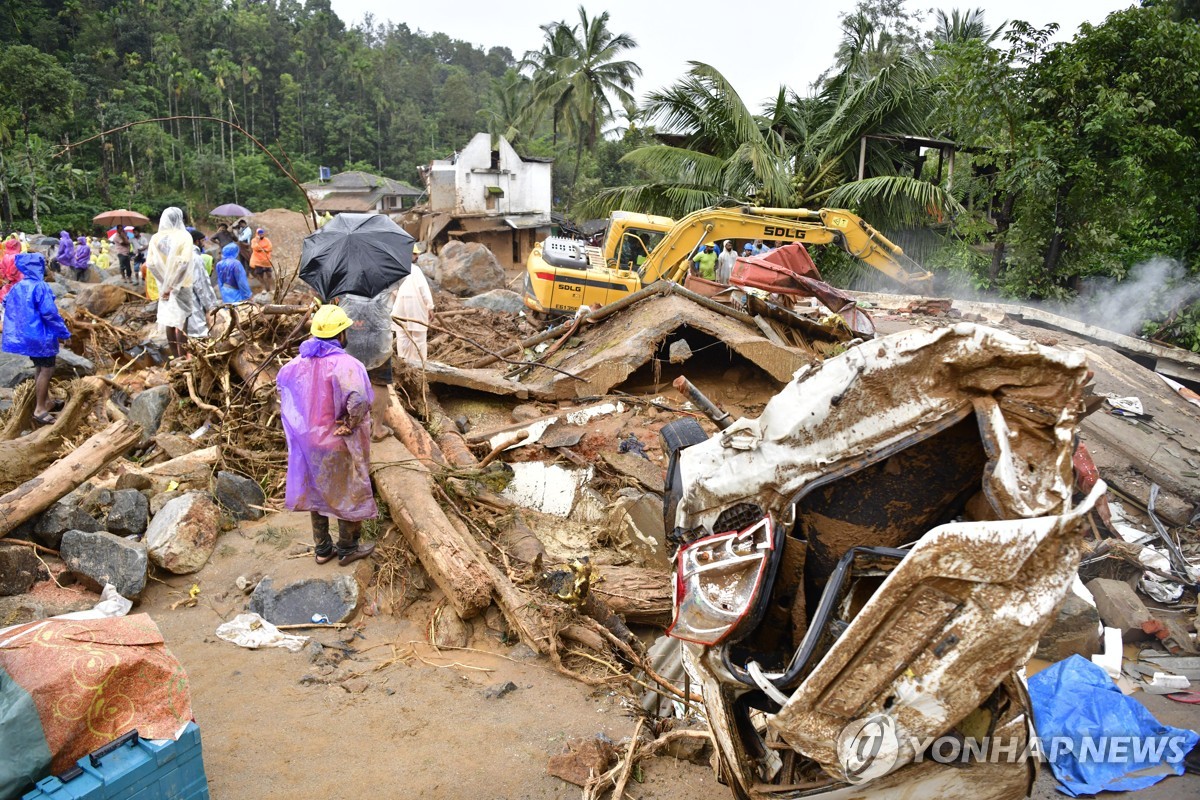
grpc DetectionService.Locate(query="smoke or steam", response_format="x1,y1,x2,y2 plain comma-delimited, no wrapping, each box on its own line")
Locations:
1057,257,1197,336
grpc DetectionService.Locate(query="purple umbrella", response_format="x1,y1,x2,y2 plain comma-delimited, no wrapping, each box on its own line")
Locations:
210,203,253,218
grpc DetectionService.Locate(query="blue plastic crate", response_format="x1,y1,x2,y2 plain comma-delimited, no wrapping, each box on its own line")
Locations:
22,722,209,800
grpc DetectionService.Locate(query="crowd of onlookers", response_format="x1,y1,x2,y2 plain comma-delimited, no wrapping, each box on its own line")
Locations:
0,213,279,424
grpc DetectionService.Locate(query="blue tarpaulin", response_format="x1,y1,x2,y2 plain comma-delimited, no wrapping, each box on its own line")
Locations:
1028,655,1198,796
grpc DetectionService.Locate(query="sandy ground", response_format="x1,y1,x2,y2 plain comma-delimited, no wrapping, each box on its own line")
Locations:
139,511,726,800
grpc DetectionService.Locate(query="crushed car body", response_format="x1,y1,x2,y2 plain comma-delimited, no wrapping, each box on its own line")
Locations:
662,323,1101,799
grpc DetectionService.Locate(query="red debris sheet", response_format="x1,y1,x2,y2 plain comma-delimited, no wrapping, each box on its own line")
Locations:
730,244,875,338
0,613,193,775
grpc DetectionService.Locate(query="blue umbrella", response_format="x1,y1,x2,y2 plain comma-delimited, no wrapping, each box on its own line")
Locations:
210,203,253,218
299,213,414,300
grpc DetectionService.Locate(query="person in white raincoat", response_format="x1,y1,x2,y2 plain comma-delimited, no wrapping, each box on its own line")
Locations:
146,207,196,358
390,264,434,362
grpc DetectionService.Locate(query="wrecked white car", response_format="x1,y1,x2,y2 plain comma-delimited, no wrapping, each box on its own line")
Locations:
660,323,1101,799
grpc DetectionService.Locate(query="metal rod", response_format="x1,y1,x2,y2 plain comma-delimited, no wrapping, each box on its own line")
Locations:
672,376,732,430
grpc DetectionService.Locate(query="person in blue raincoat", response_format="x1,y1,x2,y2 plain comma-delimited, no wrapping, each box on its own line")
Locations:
215,242,251,303
277,305,377,567
2,253,71,425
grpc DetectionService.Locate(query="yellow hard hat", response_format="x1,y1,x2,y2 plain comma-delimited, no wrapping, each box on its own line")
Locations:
311,304,353,338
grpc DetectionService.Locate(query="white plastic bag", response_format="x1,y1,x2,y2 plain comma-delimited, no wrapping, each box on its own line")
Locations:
215,612,309,652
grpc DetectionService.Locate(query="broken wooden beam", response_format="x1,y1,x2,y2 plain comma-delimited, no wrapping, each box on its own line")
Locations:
370,436,493,619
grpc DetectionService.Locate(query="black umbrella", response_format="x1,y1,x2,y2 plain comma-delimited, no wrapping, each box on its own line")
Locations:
299,213,414,300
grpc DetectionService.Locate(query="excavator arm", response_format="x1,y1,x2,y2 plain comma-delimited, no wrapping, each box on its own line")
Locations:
643,206,933,288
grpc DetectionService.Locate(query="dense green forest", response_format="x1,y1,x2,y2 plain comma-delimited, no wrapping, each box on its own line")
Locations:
3,0,1200,346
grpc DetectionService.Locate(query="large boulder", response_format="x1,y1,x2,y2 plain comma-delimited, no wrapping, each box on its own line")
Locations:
34,501,102,550
249,574,360,625
54,350,96,380
463,289,526,314
76,283,127,317
60,529,149,598
214,471,266,520
0,353,35,388
436,241,505,297
128,385,174,445
106,489,150,538
144,492,221,574
0,547,41,596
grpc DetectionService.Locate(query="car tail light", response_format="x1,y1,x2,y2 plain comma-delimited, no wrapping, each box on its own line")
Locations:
534,272,556,281
668,515,775,646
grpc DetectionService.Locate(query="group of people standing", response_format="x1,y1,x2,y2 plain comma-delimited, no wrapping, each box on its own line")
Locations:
691,238,775,283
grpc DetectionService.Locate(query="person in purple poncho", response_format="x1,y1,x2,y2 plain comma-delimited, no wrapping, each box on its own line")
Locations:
276,304,377,566
70,235,91,274
52,231,73,273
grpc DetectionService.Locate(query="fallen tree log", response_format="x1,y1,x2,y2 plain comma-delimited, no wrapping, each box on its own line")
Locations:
424,395,483,469
371,436,493,619
0,418,142,537
230,345,279,402
444,510,553,654
591,565,672,625
0,376,109,489
94,446,221,493
380,386,444,468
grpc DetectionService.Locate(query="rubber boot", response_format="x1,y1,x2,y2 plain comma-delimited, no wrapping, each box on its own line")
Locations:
336,519,375,566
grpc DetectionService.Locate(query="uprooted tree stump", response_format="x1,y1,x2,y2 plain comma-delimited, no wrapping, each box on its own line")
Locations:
0,418,142,538
0,376,110,490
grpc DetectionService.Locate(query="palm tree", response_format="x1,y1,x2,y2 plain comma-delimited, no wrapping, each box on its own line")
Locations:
523,6,641,181
520,20,577,146
583,63,791,216
583,59,960,228
932,8,1005,44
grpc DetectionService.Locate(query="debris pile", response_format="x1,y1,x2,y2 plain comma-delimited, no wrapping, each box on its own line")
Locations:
1,246,1198,799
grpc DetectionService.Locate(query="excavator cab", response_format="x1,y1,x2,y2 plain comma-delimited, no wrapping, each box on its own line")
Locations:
616,228,667,273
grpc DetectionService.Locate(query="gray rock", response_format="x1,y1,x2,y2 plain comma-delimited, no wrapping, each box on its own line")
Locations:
47,281,69,298
115,472,152,492
436,241,505,297
106,489,150,537
76,487,114,518
34,502,102,549
416,252,439,274
0,595,47,626
60,529,148,598
144,492,221,574
511,404,544,422
249,574,360,625
0,547,41,596
668,338,693,363
508,643,539,661
214,471,266,520
53,349,96,380
483,681,518,700
128,385,174,445
463,289,525,314
0,353,35,389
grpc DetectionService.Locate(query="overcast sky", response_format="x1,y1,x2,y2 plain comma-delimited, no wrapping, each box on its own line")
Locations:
329,0,1134,109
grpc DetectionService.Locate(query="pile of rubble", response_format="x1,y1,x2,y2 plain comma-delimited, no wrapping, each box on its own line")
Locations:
1,248,1198,798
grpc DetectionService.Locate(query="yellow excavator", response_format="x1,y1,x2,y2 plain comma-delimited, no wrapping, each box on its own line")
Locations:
523,206,933,314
